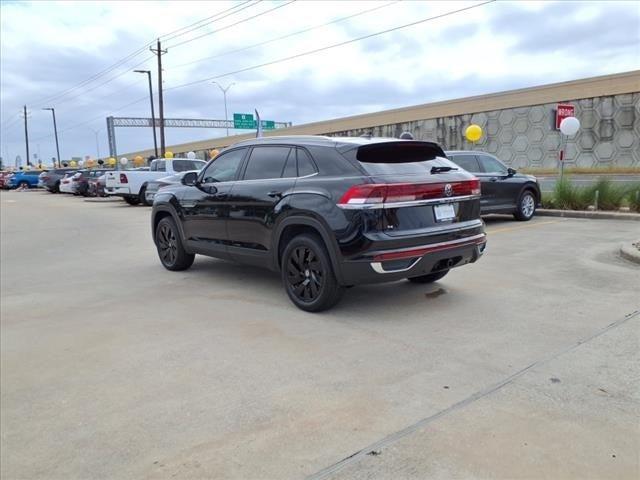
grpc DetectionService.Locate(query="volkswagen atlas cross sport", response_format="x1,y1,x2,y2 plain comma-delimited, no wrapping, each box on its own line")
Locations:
151,136,486,312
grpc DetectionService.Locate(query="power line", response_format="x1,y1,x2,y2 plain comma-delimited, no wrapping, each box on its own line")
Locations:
25,1,260,109
166,0,297,49
30,95,151,142
171,0,401,69
160,0,259,44
30,45,153,108
165,0,496,92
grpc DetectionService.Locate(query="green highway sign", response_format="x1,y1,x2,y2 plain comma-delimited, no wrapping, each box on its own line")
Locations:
233,113,277,130
233,113,255,129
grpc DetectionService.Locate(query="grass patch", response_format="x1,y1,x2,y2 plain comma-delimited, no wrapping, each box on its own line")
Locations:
626,183,640,212
545,178,640,212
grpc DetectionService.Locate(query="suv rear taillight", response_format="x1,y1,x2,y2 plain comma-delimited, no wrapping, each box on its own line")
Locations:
338,179,481,207
119,173,128,184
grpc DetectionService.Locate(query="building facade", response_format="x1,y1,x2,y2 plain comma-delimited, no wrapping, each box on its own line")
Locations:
330,93,639,168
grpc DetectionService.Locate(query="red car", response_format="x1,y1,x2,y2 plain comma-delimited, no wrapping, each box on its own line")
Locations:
0,172,14,189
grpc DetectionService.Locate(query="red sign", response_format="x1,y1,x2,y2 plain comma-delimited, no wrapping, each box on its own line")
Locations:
556,103,575,129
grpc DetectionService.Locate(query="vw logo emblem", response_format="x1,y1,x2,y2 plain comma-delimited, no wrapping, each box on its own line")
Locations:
444,184,453,197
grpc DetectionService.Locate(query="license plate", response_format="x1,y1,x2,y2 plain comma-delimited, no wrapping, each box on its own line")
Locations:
434,203,456,222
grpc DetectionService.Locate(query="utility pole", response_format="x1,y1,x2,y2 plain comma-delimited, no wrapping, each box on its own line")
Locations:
212,82,235,137
22,105,30,166
134,69,158,157
150,40,167,156
43,107,61,167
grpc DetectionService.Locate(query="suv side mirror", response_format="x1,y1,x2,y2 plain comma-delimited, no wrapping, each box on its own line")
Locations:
182,171,198,186
507,167,517,177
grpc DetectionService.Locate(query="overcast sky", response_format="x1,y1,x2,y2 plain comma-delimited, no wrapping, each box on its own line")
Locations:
1,0,638,165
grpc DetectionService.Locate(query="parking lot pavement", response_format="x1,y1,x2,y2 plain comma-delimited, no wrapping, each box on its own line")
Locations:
1,190,639,480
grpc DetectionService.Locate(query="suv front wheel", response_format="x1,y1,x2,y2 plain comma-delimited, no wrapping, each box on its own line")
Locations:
514,190,536,221
281,233,343,312
155,217,195,271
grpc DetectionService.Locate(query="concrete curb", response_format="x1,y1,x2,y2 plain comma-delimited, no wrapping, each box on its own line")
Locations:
537,209,640,221
620,242,640,265
84,197,122,203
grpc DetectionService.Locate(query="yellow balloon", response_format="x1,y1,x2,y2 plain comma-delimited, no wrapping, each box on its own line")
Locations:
165,151,174,159
107,157,116,166
209,149,219,159
69,161,77,167
133,155,144,167
465,124,483,143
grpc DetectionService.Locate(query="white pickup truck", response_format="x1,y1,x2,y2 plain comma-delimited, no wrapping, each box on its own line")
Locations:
105,158,206,205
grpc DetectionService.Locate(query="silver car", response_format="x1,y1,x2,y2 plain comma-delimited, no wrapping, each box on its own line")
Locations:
144,170,200,206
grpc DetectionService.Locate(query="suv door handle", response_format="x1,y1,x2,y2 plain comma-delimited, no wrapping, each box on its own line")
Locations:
213,193,228,200
268,190,282,198
489,177,498,182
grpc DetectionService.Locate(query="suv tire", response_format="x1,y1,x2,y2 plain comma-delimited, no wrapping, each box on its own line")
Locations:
514,190,536,221
407,269,449,283
281,233,344,312
155,217,195,271
18,181,29,189
140,186,152,206
124,195,140,205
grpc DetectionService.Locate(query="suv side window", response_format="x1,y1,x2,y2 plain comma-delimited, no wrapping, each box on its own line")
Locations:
201,148,247,183
297,148,317,177
478,154,507,174
150,161,157,172
156,160,166,172
450,154,480,173
243,146,292,180
281,149,297,178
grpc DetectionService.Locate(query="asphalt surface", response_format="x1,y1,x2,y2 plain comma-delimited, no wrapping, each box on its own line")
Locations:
535,174,640,192
1,190,639,480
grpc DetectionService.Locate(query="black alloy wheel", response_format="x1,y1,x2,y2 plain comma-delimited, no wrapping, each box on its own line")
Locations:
155,217,194,271
282,234,343,312
287,246,324,302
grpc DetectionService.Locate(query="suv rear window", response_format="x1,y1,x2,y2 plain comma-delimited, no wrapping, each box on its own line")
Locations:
351,141,452,175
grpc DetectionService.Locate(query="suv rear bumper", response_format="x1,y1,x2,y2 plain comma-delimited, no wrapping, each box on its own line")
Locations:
338,233,486,285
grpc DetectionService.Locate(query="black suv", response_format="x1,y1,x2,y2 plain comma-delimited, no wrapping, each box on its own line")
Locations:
42,168,78,193
446,151,541,221
151,137,487,311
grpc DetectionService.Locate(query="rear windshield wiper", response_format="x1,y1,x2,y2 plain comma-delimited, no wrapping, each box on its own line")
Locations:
430,166,458,174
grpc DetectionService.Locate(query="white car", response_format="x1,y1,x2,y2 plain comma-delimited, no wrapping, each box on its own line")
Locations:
105,158,205,206
59,172,77,193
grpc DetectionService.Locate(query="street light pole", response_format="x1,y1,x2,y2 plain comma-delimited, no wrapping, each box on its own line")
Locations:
87,127,101,159
22,105,31,166
43,107,61,167
212,81,235,137
134,69,158,157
